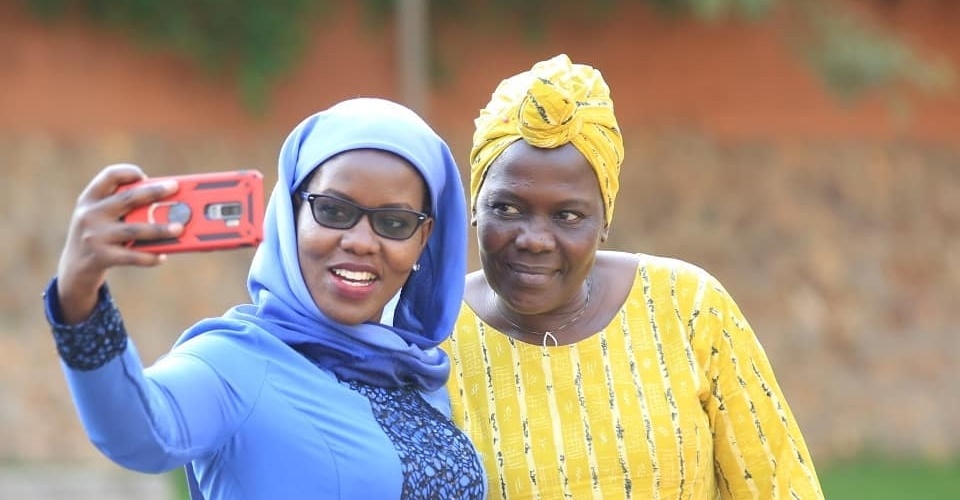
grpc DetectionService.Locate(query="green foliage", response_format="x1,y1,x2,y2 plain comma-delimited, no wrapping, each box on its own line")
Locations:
646,0,774,19
796,1,953,103
19,0,953,111
21,0,328,111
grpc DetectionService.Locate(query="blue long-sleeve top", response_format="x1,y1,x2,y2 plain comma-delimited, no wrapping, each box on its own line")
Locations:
43,280,486,499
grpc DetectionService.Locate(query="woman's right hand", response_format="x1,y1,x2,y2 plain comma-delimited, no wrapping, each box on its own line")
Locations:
55,163,184,324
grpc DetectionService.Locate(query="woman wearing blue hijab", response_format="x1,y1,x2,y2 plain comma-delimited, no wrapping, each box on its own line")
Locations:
42,98,486,499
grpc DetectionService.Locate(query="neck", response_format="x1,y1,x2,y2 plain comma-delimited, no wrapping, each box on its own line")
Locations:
495,279,592,345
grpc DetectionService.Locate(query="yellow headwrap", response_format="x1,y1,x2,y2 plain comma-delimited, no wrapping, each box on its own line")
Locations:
469,54,624,227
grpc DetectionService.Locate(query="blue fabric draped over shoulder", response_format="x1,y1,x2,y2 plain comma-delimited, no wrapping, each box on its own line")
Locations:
175,98,467,392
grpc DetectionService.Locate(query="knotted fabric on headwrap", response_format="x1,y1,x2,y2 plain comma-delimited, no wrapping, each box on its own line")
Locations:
469,54,624,226
174,98,467,392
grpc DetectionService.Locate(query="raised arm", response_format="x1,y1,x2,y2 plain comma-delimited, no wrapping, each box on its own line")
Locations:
44,164,260,472
55,163,182,324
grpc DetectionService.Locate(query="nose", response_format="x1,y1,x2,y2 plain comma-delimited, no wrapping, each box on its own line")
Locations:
339,214,380,254
514,216,555,253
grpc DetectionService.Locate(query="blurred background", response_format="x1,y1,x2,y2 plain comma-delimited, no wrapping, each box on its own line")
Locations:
1,0,958,498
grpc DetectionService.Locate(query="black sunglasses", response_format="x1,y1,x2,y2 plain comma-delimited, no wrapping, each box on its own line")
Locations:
298,192,429,241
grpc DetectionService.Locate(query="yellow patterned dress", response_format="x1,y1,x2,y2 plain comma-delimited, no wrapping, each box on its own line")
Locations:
442,254,823,499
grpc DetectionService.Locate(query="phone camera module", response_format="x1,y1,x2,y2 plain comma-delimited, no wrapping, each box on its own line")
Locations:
205,202,244,226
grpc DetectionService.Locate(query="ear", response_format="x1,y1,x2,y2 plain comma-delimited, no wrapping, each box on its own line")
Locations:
600,223,610,243
417,217,435,252
470,210,478,227
292,195,306,230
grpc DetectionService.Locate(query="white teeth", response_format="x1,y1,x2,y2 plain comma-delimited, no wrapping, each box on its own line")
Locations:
333,269,376,283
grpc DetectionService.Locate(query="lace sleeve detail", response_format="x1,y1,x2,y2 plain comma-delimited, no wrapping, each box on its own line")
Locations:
42,279,128,371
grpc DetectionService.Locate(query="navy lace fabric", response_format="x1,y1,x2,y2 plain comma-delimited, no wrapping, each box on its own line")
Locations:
348,380,486,499
43,279,128,371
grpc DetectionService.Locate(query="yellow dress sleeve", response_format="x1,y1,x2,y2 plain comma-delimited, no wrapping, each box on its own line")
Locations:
692,275,824,499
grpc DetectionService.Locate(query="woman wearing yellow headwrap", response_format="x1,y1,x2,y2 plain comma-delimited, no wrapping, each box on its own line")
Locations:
441,55,824,499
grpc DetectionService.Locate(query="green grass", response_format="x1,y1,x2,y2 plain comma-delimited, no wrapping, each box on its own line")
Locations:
819,456,960,499
169,468,189,500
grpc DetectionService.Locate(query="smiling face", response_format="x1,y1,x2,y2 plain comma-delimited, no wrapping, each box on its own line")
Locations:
474,141,607,315
296,149,433,325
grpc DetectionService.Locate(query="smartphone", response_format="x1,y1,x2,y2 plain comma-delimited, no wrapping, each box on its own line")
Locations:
120,169,265,254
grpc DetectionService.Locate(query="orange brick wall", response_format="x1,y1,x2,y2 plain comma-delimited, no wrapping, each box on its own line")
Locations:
1,0,958,466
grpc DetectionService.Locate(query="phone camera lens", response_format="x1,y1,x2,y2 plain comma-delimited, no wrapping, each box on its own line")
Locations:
221,203,242,217
168,202,192,225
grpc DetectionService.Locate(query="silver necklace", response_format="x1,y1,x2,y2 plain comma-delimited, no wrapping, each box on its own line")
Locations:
495,281,592,348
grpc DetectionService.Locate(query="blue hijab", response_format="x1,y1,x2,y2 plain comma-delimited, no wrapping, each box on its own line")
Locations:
176,98,467,392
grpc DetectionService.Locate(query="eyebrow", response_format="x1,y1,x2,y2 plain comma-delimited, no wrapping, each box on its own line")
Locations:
483,188,596,207
311,190,419,210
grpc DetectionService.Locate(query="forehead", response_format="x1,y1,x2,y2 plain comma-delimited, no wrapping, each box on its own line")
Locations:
483,141,601,195
306,149,425,192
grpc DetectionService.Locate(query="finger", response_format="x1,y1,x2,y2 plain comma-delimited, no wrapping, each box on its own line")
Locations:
111,235,178,270
105,243,174,268
56,222,179,302
58,217,182,280
79,163,148,202
115,221,185,247
110,178,180,222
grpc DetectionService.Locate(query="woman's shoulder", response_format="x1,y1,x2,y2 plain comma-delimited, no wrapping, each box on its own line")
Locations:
596,251,724,296
629,252,717,280
170,318,298,376
464,269,486,288
462,270,487,310
595,250,705,276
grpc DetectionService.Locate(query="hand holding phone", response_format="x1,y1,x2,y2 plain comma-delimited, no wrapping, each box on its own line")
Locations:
120,170,265,254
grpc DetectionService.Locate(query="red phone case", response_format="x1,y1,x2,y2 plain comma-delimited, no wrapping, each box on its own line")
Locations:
121,170,265,253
